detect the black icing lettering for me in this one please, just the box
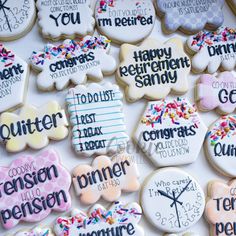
[218,89,236,104]
[0,64,24,81]
[208,42,236,57]
[49,12,81,27]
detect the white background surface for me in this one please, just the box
[0,1,236,235]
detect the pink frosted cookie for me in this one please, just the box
[54,202,144,236]
[0,149,71,229]
[186,27,236,73]
[73,153,140,204]
[30,36,117,91]
[13,227,54,236]
[196,72,236,114]
[205,179,236,236]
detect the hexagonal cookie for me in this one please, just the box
[133,98,207,167]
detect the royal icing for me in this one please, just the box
[0,149,71,229]
[54,202,144,236]
[0,0,36,40]
[141,168,205,233]
[37,0,94,40]
[164,233,199,236]
[95,0,155,44]
[205,115,236,177]
[156,0,224,33]
[30,36,117,91]
[0,101,68,152]
[66,82,129,157]
[117,38,191,102]
[73,153,140,204]
[197,72,236,114]
[14,227,54,236]
[205,179,236,236]
[187,27,236,73]
[0,44,29,113]
[134,98,207,167]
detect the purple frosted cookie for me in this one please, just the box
[156,0,225,34]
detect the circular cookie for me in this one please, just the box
[95,0,155,44]
[205,115,236,177]
[0,0,36,41]
[140,168,205,233]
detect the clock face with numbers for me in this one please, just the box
[0,0,36,40]
[140,168,205,233]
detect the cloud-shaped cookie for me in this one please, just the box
[30,36,117,91]
[117,38,190,102]
[205,179,236,236]
[0,150,71,229]
[37,0,95,40]
[0,101,68,152]
[187,27,236,73]
[13,227,54,236]
[73,153,140,204]
[197,72,236,114]
[54,202,144,236]
[156,0,224,33]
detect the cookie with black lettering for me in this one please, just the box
[156,0,224,34]
[134,98,207,167]
[66,82,129,157]
[205,115,236,177]
[117,38,191,102]
[0,44,29,113]
[95,0,155,44]
[0,0,36,41]
[37,0,95,40]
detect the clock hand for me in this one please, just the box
[172,191,181,228]
[170,180,192,207]
[158,190,183,205]
[0,0,11,32]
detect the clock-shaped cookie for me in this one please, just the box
[0,0,36,41]
[140,168,205,233]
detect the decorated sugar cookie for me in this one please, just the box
[30,36,117,91]
[0,150,71,229]
[134,98,207,167]
[156,0,224,34]
[117,38,191,102]
[140,168,205,233]
[73,153,140,204]
[205,179,236,236]
[186,27,236,74]
[205,115,236,177]
[0,0,36,41]
[227,0,236,15]
[54,202,144,236]
[164,233,199,236]
[196,72,236,114]
[37,0,95,40]
[13,227,54,236]
[66,82,129,157]
[0,44,29,113]
[95,0,155,44]
[0,101,68,152]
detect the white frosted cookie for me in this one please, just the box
[0,101,68,152]
[117,38,191,102]
[0,44,29,113]
[205,115,236,177]
[0,0,36,41]
[95,0,155,44]
[13,227,54,236]
[37,0,95,40]
[73,152,140,204]
[30,36,117,91]
[54,202,144,236]
[66,82,129,157]
[205,179,236,236]
[196,72,236,115]
[134,98,207,167]
[140,168,205,233]
[156,0,224,34]
[186,27,236,74]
